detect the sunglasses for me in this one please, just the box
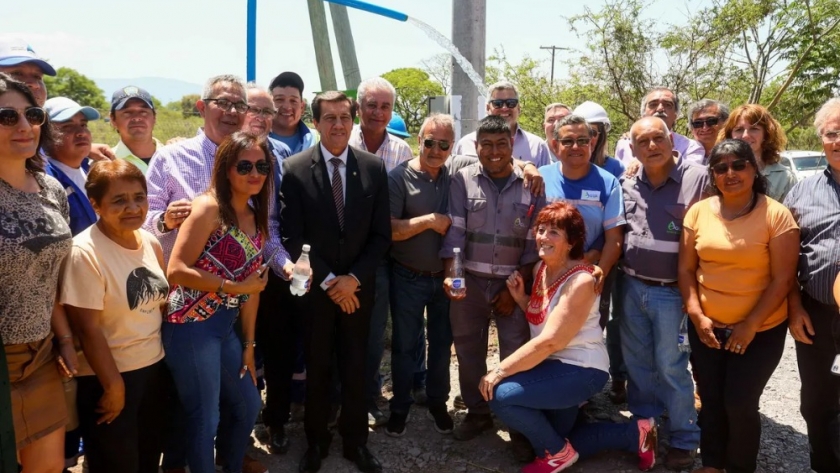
[558,138,591,148]
[0,107,47,127]
[489,99,519,109]
[691,117,720,129]
[235,160,271,176]
[711,159,749,175]
[423,138,451,151]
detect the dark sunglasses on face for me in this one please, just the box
[235,160,271,176]
[0,107,46,127]
[691,117,720,129]
[558,138,591,148]
[423,139,451,151]
[489,98,519,109]
[711,158,749,175]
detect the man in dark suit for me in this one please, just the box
[280,91,391,473]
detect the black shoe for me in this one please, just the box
[299,446,322,473]
[268,425,291,455]
[426,404,454,434]
[453,412,494,441]
[509,430,536,463]
[343,445,383,473]
[385,411,408,437]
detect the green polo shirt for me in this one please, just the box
[113,138,163,175]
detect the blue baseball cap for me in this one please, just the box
[0,39,56,76]
[386,113,410,138]
[111,86,155,113]
[44,97,100,123]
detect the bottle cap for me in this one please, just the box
[453,247,461,253]
[302,244,311,252]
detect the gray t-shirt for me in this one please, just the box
[0,172,72,344]
[388,156,475,272]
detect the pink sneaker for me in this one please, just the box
[521,442,579,473]
[637,417,657,471]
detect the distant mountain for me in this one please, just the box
[94,77,202,105]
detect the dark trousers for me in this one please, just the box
[605,268,627,382]
[689,320,787,473]
[76,361,167,473]
[257,271,300,429]
[797,292,840,473]
[304,290,373,449]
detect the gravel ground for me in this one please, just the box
[67,331,813,473]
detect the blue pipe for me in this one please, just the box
[246,0,257,81]
[324,0,408,22]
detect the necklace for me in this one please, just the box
[721,193,755,220]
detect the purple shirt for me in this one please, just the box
[143,131,291,276]
[614,132,705,165]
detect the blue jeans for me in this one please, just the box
[490,360,638,457]
[619,273,700,450]
[389,263,452,413]
[162,306,261,473]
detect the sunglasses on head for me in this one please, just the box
[235,160,271,176]
[423,138,450,151]
[711,158,749,175]
[489,98,519,109]
[691,117,720,129]
[0,107,46,127]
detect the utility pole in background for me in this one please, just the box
[540,45,569,86]
[452,0,487,137]
[329,4,362,90]
[307,0,338,91]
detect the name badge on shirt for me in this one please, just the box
[581,190,601,201]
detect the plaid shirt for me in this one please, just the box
[349,124,413,172]
[143,131,291,276]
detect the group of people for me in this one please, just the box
[0,36,838,473]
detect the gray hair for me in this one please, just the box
[687,99,729,127]
[245,82,272,101]
[419,113,456,137]
[545,102,571,114]
[357,77,396,104]
[202,74,246,100]
[629,116,672,143]
[640,86,679,116]
[552,114,593,140]
[814,97,840,136]
[487,81,519,100]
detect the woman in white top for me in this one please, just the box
[481,202,657,473]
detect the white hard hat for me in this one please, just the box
[573,101,611,133]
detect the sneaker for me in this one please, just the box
[637,417,657,471]
[664,447,696,471]
[522,443,579,473]
[452,412,493,441]
[385,411,409,437]
[426,405,454,434]
[368,406,388,427]
[242,454,268,473]
[453,394,467,410]
[412,387,428,406]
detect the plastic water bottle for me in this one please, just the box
[290,244,311,296]
[678,316,691,352]
[448,247,466,297]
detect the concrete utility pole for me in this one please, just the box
[540,45,569,87]
[329,4,362,90]
[452,0,487,137]
[306,0,338,91]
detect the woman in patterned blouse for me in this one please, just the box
[164,132,274,473]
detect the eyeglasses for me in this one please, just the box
[489,99,519,109]
[711,159,749,175]
[558,138,591,148]
[423,138,451,151]
[206,98,249,114]
[235,160,271,176]
[691,117,720,129]
[247,107,276,118]
[821,130,840,143]
[0,107,46,127]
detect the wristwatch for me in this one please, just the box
[156,213,170,233]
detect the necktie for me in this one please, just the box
[330,158,345,229]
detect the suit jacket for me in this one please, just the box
[280,145,391,292]
[45,159,96,236]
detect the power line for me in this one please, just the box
[540,46,570,87]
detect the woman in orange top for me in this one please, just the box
[678,139,799,473]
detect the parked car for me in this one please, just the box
[780,150,827,181]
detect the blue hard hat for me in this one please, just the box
[386,113,411,138]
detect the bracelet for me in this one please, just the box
[243,341,257,348]
[217,279,226,293]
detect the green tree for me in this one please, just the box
[43,67,108,110]
[179,94,200,118]
[381,68,444,133]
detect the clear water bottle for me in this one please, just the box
[448,247,466,297]
[290,244,311,296]
[678,315,691,352]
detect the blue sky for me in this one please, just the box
[2,0,704,98]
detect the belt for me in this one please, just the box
[633,275,678,287]
[395,261,444,278]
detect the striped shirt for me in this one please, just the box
[620,156,709,282]
[784,168,840,306]
[349,125,413,172]
[143,131,291,275]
